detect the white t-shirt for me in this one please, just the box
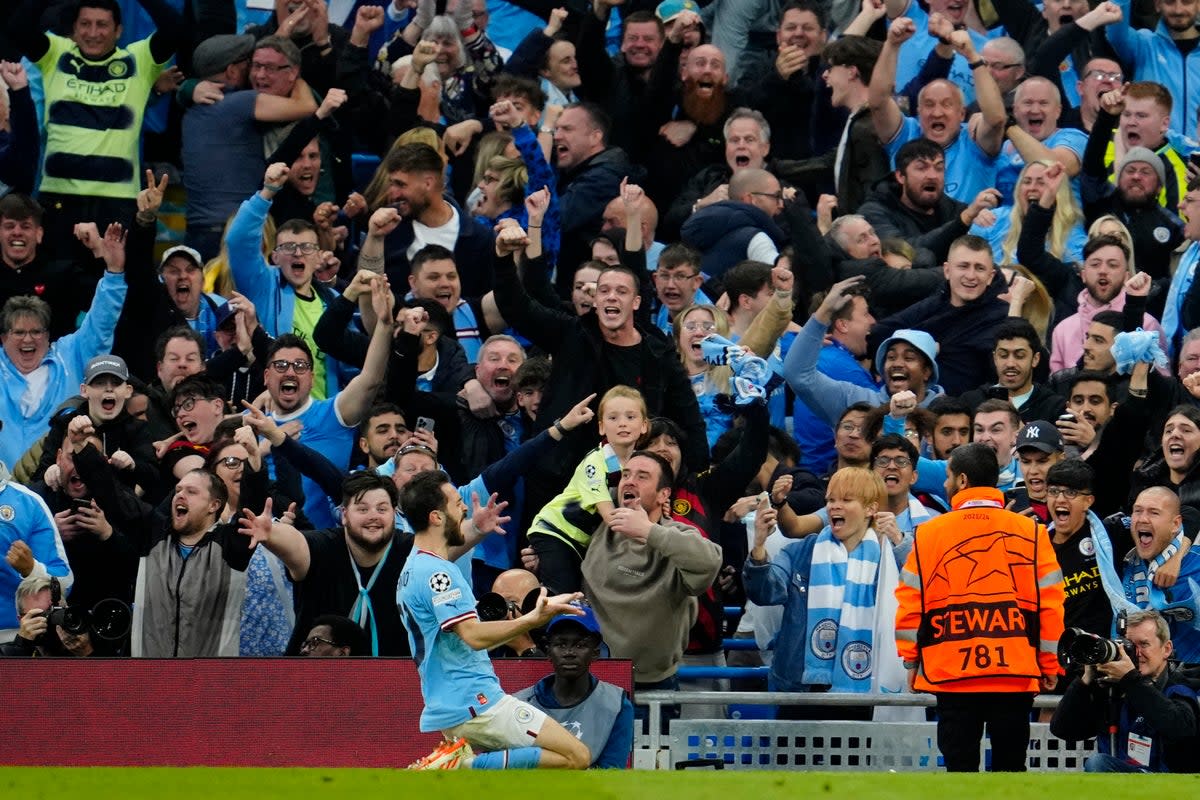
[407,205,461,261]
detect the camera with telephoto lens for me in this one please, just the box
[40,577,132,643]
[1057,613,1136,668]
[475,587,543,622]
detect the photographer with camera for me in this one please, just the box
[1051,609,1200,773]
[481,568,545,658]
[1,576,94,657]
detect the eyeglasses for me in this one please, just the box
[656,271,699,284]
[218,456,248,470]
[838,422,863,434]
[1046,486,1091,499]
[7,327,47,340]
[250,61,295,74]
[300,636,338,651]
[1084,69,1123,82]
[273,242,319,255]
[750,191,784,203]
[171,396,206,416]
[873,455,913,468]
[682,321,716,332]
[268,359,313,374]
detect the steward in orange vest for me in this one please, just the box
[895,443,1066,771]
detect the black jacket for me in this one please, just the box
[959,382,1067,423]
[736,55,844,163]
[0,251,88,341]
[574,9,676,166]
[492,252,708,484]
[385,326,516,485]
[1051,664,1200,772]
[312,294,472,405]
[857,180,970,269]
[869,279,1015,397]
[775,106,890,214]
[555,146,647,297]
[824,232,944,319]
[1080,108,1186,290]
[34,403,159,502]
[1016,201,1085,325]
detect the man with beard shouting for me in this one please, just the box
[646,34,745,207]
[1049,236,1166,373]
[858,138,1001,269]
[868,18,1006,204]
[238,470,511,657]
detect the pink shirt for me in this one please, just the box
[1049,289,1166,373]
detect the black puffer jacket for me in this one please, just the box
[825,231,943,318]
[857,180,969,269]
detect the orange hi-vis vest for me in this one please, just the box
[895,487,1066,693]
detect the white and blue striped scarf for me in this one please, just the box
[802,527,884,691]
[1092,515,1200,636]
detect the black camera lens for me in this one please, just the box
[1058,627,1135,667]
[476,592,511,622]
[90,598,132,641]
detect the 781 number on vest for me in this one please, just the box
[958,644,1010,670]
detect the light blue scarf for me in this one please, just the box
[802,527,882,691]
[700,333,768,405]
[348,537,394,656]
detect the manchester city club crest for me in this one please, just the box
[841,641,872,678]
[810,619,838,659]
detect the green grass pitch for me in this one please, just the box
[3,768,1200,798]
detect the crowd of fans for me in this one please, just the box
[8,0,1200,770]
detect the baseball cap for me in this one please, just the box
[159,245,204,272]
[214,302,237,331]
[192,33,257,78]
[84,354,129,385]
[1015,420,1064,454]
[656,0,700,22]
[545,604,602,638]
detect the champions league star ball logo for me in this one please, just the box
[429,572,452,592]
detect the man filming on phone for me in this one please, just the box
[1051,609,1200,772]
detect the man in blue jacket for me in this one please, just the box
[1106,0,1200,138]
[228,161,352,401]
[784,275,944,434]
[793,281,877,474]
